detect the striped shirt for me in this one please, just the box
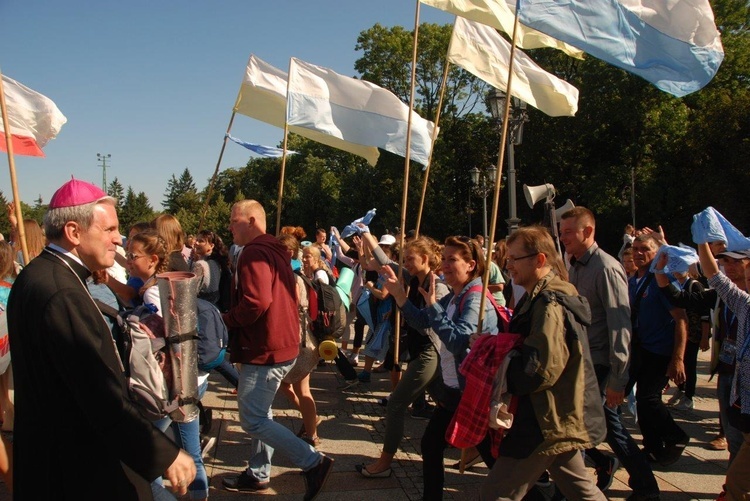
[708,273,750,415]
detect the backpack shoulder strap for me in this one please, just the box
[94,298,121,321]
[295,269,315,290]
[458,284,512,331]
[458,285,483,313]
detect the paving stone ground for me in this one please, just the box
[0,349,728,500]
[200,349,728,501]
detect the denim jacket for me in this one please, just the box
[400,277,499,389]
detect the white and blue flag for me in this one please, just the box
[517,0,724,97]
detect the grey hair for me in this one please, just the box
[44,196,117,241]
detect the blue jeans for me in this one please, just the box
[718,372,744,464]
[238,361,321,482]
[153,380,209,500]
[587,364,659,496]
[213,356,239,388]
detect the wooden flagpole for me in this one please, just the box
[392,0,422,369]
[414,59,450,237]
[0,68,29,265]
[274,59,297,237]
[275,122,290,236]
[474,11,522,336]
[457,12,522,475]
[198,106,237,232]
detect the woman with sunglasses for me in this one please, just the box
[378,236,505,500]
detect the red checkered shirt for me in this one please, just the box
[445,332,522,451]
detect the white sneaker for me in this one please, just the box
[667,389,684,406]
[674,397,694,410]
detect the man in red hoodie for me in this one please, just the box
[221,200,333,500]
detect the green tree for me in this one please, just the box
[212,9,749,249]
[0,191,9,237]
[20,198,47,226]
[120,187,155,232]
[351,23,496,238]
[107,178,125,210]
[163,168,200,214]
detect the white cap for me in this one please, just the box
[379,234,396,246]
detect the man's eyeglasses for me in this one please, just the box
[506,253,538,265]
[125,253,146,261]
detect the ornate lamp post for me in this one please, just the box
[470,164,497,243]
[486,89,528,234]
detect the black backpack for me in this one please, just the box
[295,271,346,341]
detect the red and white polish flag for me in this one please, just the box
[0,75,67,157]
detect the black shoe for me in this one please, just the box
[222,471,270,492]
[303,454,334,501]
[659,435,689,466]
[595,456,620,491]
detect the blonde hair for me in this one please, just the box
[302,245,329,275]
[151,214,184,254]
[18,219,45,261]
[404,236,442,272]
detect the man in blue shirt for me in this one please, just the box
[628,233,689,466]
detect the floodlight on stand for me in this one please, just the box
[523,183,556,208]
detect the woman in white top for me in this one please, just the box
[302,245,332,284]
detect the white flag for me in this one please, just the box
[449,17,579,117]
[0,75,67,157]
[420,0,584,58]
[235,55,380,166]
[286,58,437,167]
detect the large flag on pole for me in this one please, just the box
[234,54,380,166]
[0,75,67,157]
[286,58,437,167]
[517,0,724,97]
[448,17,578,117]
[420,0,584,58]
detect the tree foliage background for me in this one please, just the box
[199,1,748,255]
[9,1,747,256]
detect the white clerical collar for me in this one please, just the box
[47,243,89,271]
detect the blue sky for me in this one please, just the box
[1,1,453,209]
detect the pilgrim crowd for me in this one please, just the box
[0,177,747,501]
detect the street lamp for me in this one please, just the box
[486,88,529,234]
[97,153,112,192]
[470,164,497,243]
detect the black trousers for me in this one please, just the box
[628,346,687,454]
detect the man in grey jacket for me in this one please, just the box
[561,207,660,501]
